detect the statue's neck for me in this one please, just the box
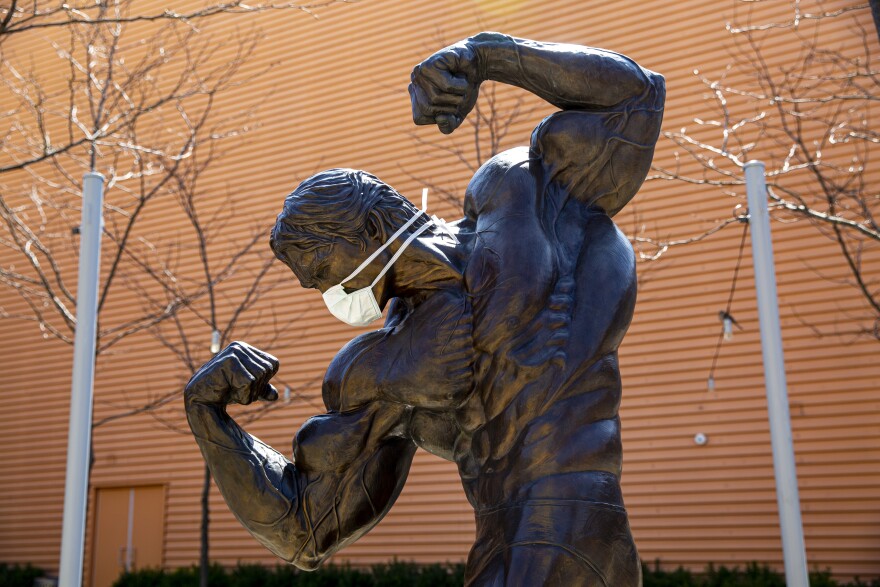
[381,231,469,303]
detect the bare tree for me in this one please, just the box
[134,188,280,587]
[0,0,354,348]
[95,220,317,585]
[109,120,329,587]
[0,0,352,39]
[0,0,271,353]
[649,0,879,340]
[0,5,330,581]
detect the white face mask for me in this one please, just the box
[322,195,433,327]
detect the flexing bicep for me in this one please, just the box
[270,401,415,569]
[529,70,665,217]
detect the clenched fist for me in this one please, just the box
[409,38,483,135]
[184,341,280,408]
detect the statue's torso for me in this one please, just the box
[321,78,665,506]
[321,147,638,511]
[452,149,638,509]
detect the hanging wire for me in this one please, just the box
[707,219,750,391]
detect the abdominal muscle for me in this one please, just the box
[400,321,627,512]
[456,351,626,511]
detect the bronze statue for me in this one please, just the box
[185,33,664,586]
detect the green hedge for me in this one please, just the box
[109,561,880,587]
[112,562,465,587]
[3,561,879,587]
[641,561,880,587]
[0,563,44,587]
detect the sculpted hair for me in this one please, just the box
[270,168,428,259]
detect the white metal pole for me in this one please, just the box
[744,160,809,587]
[58,172,104,587]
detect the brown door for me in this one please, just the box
[91,486,165,587]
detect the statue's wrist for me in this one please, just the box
[467,31,515,82]
[185,398,234,438]
[184,387,224,411]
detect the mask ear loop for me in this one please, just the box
[369,220,434,287]
[339,191,430,287]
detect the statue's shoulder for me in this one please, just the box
[463,146,534,221]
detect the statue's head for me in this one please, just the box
[270,168,427,292]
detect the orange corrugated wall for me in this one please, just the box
[0,0,878,582]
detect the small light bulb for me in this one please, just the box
[694,433,708,446]
[210,329,221,354]
[707,376,716,392]
[723,316,733,341]
[283,385,291,402]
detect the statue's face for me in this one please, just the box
[280,236,391,296]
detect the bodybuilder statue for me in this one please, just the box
[185,33,664,586]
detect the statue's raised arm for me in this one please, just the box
[410,32,665,216]
[410,32,658,127]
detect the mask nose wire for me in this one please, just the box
[338,206,428,287]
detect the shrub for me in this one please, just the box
[641,560,880,587]
[0,563,44,587]
[109,560,879,587]
[12,558,880,587]
[112,562,465,587]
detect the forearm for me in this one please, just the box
[185,400,300,551]
[471,32,651,109]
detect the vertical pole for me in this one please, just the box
[59,172,104,587]
[125,489,135,572]
[744,160,809,587]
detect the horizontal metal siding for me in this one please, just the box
[0,0,877,581]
